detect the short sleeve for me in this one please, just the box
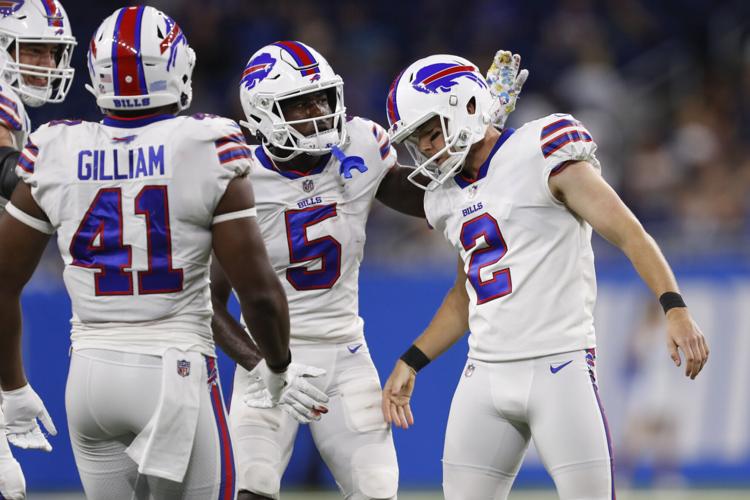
[370,121,397,168]
[211,118,253,180]
[539,114,601,177]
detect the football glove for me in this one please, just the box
[1,384,56,452]
[485,50,529,129]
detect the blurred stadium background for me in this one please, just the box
[14,0,750,497]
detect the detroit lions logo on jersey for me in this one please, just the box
[412,62,487,95]
[0,0,24,17]
[241,52,277,91]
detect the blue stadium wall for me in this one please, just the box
[14,258,750,491]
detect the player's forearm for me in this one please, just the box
[0,295,27,390]
[211,305,262,372]
[414,285,469,360]
[375,166,426,218]
[235,281,290,368]
[620,226,680,297]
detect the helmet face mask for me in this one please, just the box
[0,0,76,107]
[87,6,195,113]
[386,55,494,191]
[402,113,473,191]
[239,41,347,161]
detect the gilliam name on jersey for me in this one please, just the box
[77,145,166,181]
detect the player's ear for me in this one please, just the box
[466,97,476,115]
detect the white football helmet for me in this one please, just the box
[239,41,346,161]
[386,54,496,190]
[0,0,76,107]
[87,6,195,112]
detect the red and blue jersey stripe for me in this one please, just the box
[272,41,320,76]
[17,141,38,174]
[541,129,593,158]
[112,6,148,97]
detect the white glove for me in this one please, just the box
[1,385,57,452]
[485,50,529,129]
[244,361,330,424]
[0,456,25,500]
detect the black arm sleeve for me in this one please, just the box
[0,146,20,199]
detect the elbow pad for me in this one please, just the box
[0,146,20,199]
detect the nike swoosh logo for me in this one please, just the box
[347,343,363,354]
[550,360,573,374]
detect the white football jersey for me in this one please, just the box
[424,114,600,362]
[15,113,251,355]
[246,116,395,345]
[0,83,30,210]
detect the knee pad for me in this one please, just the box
[236,436,282,499]
[350,443,398,499]
[339,369,387,433]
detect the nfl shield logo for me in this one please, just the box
[177,359,191,377]
[303,179,314,192]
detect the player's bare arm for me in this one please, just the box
[375,165,426,218]
[549,160,709,379]
[209,257,263,372]
[211,175,291,370]
[0,183,49,390]
[383,257,470,429]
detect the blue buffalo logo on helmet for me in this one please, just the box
[0,0,24,17]
[241,52,277,91]
[412,62,487,95]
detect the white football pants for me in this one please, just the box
[442,349,614,500]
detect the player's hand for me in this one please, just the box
[1,384,57,452]
[381,360,416,430]
[665,308,709,379]
[0,455,26,500]
[485,50,528,129]
[245,361,330,424]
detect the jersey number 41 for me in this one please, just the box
[70,186,184,296]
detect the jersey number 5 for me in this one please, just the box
[285,204,341,291]
[460,213,512,304]
[70,186,184,296]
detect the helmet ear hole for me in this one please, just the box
[466,97,476,115]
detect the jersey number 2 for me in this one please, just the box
[70,186,184,296]
[460,213,512,304]
[285,204,341,291]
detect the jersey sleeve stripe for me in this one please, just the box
[541,118,580,140]
[218,147,251,164]
[0,93,19,114]
[0,107,22,131]
[379,140,391,160]
[18,152,35,173]
[542,129,593,158]
[214,134,246,148]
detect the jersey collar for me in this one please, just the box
[454,127,515,189]
[255,146,331,180]
[102,113,176,129]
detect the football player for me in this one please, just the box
[381,54,709,500]
[0,1,75,498]
[210,43,525,499]
[0,6,320,498]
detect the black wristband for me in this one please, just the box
[659,292,686,314]
[400,344,431,372]
[266,350,292,373]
